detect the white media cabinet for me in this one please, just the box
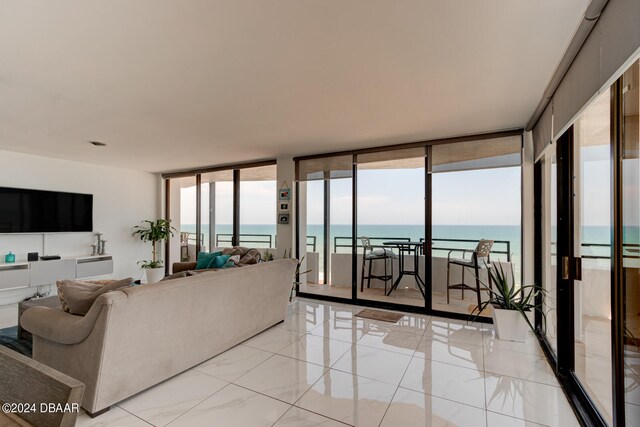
[0,255,113,291]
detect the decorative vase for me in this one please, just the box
[145,267,165,284]
[491,308,528,342]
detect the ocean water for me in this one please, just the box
[180,223,623,282]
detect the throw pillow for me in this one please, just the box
[56,278,133,315]
[207,254,231,269]
[195,251,222,270]
[239,249,261,265]
[160,271,188,282]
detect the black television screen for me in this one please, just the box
[0,187,93,233]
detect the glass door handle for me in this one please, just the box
[561,256,582,281]
[574,257,582,281]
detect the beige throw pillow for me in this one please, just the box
[160,271,188,281]
[56,278,133,315]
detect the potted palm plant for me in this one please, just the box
[473,262,545,342]
[132,219,175,284]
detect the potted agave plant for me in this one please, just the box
[473,262,544,342]
[132,219,175,284]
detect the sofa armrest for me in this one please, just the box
[173,262,197,273]
[21,292,124,345]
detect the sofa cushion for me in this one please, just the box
[208,254,231,269]
[56,278,133,315]
[195,251,222,270]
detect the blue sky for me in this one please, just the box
[181,166,524,225]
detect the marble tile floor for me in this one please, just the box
[299,283,483,316]
[2,298,580,426]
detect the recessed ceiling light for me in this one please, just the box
[88,141,107,147]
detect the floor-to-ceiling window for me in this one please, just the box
[239,165,277,250]
[622,59,640,426]
[295,132,522,316]
[296,155,353,299]
[200,170,233,250]
[356,148,426,308]
[573,89,613,424]
[177,176,198,261]
[534,57,640,427]
[431,136,522,317]
[540,145,559,354]
[165,161,277,270]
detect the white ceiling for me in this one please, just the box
[0,0,590,173]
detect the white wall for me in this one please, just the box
[0,150,160,304]
[276,156,295,259]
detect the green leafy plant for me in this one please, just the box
[137,260,164,269]
[132,219,175,269]
[472,262,546,333]
[263,250,274,262]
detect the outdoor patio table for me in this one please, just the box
[382,241,426,297]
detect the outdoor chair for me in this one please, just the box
[360,236,398,294]
[446,239,494,308]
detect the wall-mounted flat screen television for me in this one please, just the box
[0,187,93,233]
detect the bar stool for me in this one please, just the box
[360,236,398,294]
[446,239,494,309]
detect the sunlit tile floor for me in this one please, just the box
[4,298,581,426]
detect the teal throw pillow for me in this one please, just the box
[195,251,222,270]
[207,254,231,269]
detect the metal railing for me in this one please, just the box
[430,238,512,262]
[332,236,513,261]
[181,232,317,252]
[334,236,411,253]
[550,242,640,260]
[215,233,273,248]
[307,236,317,252]
[180,232,204,246]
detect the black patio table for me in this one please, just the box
[382,241,426,297]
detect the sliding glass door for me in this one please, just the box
[622,60,640,426]
[355,148,426,308]
[430,137,522,317]
[573,89,613,424]
[201,170,234,251]
[296,155,353,299]
[165,161,277,271]
[176,176,198,261]
[534,58,640,426]
[239,165,277,250]
[295,133,523,317]
[539,145,559,355]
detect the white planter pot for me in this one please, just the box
[492,308,528,342]
[145,267,165,284]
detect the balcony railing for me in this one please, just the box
[215,233,273,248]
[181,232,316,252]
[180,232,204,246]
[332,236,512,261]
[551,242,639,260]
